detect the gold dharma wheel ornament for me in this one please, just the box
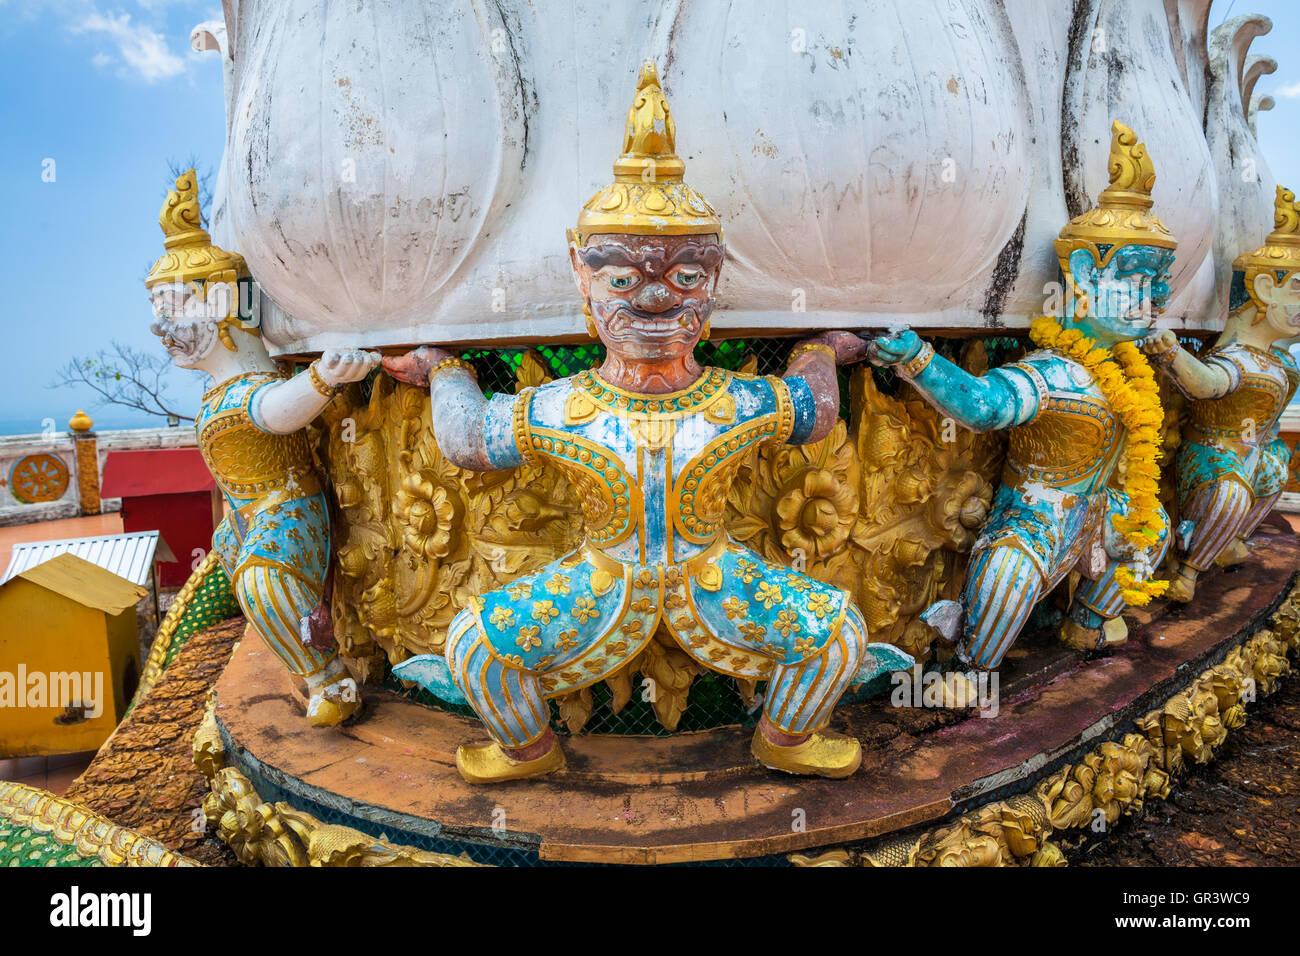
[10,453,70,503]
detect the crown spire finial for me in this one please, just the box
[146,169,248,289]
[1100,121,1157,209]
[1054,121,1176,271]
[570,59,721,246]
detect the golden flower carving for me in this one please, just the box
[775,609,802,638]
[722,597,749,620]
[397,470,461,561]
[807,592,832,619]
[775,464,858,559]
[755,581,783,609]
[531,600,560,623]
[572,597,599,623]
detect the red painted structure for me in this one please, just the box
[100,449,218,587]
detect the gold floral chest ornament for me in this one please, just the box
[1005,389,1118,489]
[199,372,318,499]
[1187,349,1291,444]
[522,368,792,552]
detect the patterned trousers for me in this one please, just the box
[443,604,868,748]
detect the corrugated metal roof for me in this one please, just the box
[1,530,166,586]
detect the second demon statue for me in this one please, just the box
[388,63,911,783]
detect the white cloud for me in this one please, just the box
[1275,80,1300,99]
[90,50,113,68]
[72,9,185,82]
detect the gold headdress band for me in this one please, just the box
[1055,121,1177,280]
[569,60,721,247]
[1232,184,1300,316]
[146,169,251,351]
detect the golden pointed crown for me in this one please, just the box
[1055,121,1176,271]
[145,169,248,288]
[569,61,721,246]
[1233,184,1300,276]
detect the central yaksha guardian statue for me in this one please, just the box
[387,62,910,784]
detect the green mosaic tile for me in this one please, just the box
[0,821,104,867]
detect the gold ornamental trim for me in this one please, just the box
[192,704,484,867]
[0,781,199,867]
[570,60,722,246]
[574,367,731,417]
[790,576,1300,867]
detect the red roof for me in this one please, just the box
[101,448,214,497]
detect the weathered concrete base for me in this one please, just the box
[212,518,1300,865]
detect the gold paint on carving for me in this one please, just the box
[10,452,70,504]
[1005,393,1116,488]
[0,780,199,867]
[1234,185,1300,312]
[797,578,1300,867]
[569,61,721,245]
[1055,121,1176,271]
[319,344,1006,726]
[192,702,482,867]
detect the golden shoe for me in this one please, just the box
[1058,617,1102,652]
[1215,539,1249,568]
[1100,616,1128,648]
[750,727,862,779]
[456,739,565,784]
[1166,570,1197,604]
[307,677,362,728]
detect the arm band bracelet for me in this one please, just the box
[307,362,339,399]
[788,342,838,365]
[900,342,936,378]
[432,357,478,380]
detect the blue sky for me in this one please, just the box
[1,0,1298,434]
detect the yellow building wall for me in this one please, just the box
[0,577,130,756]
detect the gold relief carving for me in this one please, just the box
[316,352,585,680]
[319,344,1006,727]
[1005,395,1115,488]
[725,349,1002,664]
[1186,370,1287,442]
[797,579,1300,867]
[73,437,101,514]
[0,781,199,867]
[193,703,482,867]
[10,452,70,504]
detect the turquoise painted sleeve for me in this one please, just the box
[906,354,1041,432]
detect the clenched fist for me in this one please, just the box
[316,348,383,386]
[867,329,923,366]
[1139,328,1179,358]
[380,346,454,388]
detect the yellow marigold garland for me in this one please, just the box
[1028,316,1169,605]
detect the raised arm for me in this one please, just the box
[868,329,1040,432]
[381,346,495,471]
[253,349,381,434]
[784,331,868,443]
[1139,329,1236,400]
